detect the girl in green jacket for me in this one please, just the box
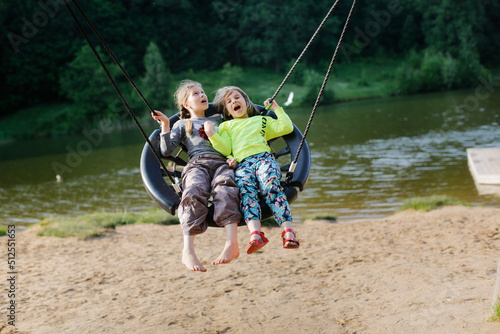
[205,86,300,254]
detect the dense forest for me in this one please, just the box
[2,0,500,121]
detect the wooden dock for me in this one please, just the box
[467,148,500,185]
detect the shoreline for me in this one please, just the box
[1,206,500,333]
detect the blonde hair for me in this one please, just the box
[173,79,202,135]
[213,86,259,120]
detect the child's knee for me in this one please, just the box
[183,182,209,198]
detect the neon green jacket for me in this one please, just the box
[209,107,293,162]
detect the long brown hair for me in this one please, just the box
[213,86,259,120]
[173,80,202,135]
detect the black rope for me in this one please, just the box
[62,0,177,187]
[267,0,342,109]
[286,0,357,184]
[68,0,158,116]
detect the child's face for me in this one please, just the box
[225,90,248,119]
[184,86,208,115]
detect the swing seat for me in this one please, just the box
[140,104,310,227]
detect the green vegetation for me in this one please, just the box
[37,210,179,240]
[140,41,174,111]
[490,297,500,322]
[0,227,6,237]
[0,59,399,141]
[397,195,471,212]
[2,0,500,140]
[302,212,338,221]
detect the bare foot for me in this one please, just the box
[182,250,207,272]
[212,242,239,265]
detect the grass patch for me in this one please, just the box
[397,195,470,212]
[302,211,338,221]
[330,59,399,101]
[37,209,179,240]
[0,227,6,236]
[490,298,500,322]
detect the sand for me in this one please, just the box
[2,206,500,334]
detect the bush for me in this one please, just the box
[356,68,370,87]
[217,63,245,87]
[396,39,489,95]
[419,49,446,92]
[301,69,335,106]
[441,54,458,89]
[286,58,309,85]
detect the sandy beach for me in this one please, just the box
[2,205,500,333]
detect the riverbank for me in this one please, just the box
[0,60,397,142]
[2,205,500,333]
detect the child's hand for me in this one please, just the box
[227,158,238,169]
[204,121,215,137]
[152,110,169,124]
[264,98,280,110]
[152,110,170,132]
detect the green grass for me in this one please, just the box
[302,211,338,221]
[397,195,471,212]
[329,59,399,101]
[37,209,179,240]
[490,297,500,322]
[0,227,6,236]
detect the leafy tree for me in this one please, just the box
[237,0,316,72]
[59,44,123,120]
[140,41,173,111]
[2,0,500,122]
[417,0,487,57]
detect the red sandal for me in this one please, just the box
[282,229,300,249]
[246,231,269,254]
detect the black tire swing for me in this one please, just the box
[63,0,357,227]
[140,104,311,226]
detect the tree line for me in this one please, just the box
[2,0,499,117]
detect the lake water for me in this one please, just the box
[1,87,500,230]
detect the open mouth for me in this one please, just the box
[234,105,241,112]
[201,99,207,104]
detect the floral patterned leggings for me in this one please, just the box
[235,152,292,225]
